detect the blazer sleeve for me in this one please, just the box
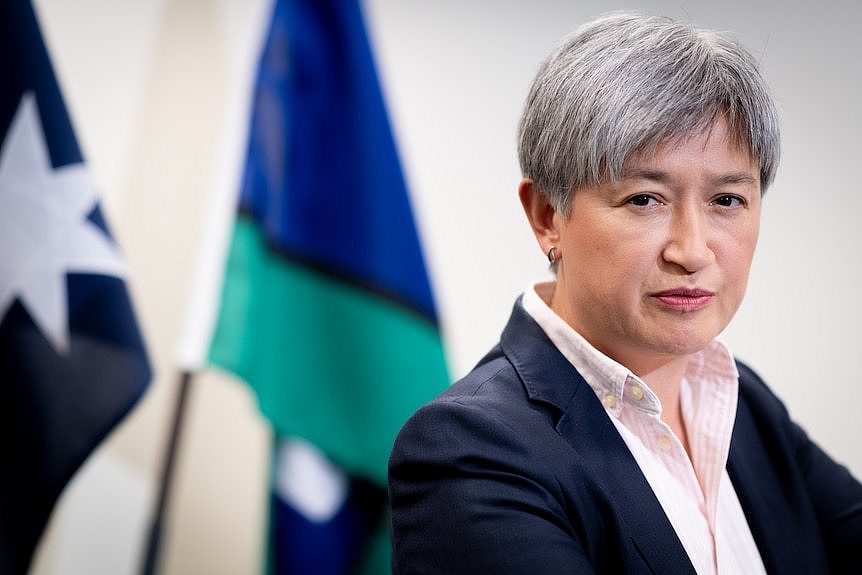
[738,363,862,573]
[792,416,862,571]
[388,397,596,575]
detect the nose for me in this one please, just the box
[661,205,715,273]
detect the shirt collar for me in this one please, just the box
[521,281,738,419]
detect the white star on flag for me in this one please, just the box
[0,93,126,354]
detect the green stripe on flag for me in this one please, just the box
[209,218,449,486]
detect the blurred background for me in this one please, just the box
[26,0,862,573]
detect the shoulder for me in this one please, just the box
[731,359,813,470]
[735,359,793,425]
[388,340,584,516]
[733,361,862,573]
[387,345,603,573]
[391,345,560,466]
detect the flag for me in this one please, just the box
[0,1,151,573]
[208,0,449,572]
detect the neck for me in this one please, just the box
[638,356,688,409]
[638,356,691,455]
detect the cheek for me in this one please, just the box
[601,230,665,276]
[568,232,625,278]
[583,234,657,300]
[718,229,759,290]
[563,217,663,295]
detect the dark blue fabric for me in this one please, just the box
[389,301,862,574]
[270,470,385,574]
[239,0,438,321]
[0,2,151,573]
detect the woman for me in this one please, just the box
[389,12,862,574]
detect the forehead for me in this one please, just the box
[622,118,757,176]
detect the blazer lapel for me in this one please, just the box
[500,301,696,574]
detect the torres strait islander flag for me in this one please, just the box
[0,1,151,573]
[208,0,449,573]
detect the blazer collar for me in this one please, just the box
[500,296,581,415]
[499,299,696,574]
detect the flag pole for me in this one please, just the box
[135,8,265,573]
[140,371,194,575]
[134,3,273,572]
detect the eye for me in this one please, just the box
[710,195,746,208]
[627,194,662,207]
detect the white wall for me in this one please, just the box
[28,1,862,573]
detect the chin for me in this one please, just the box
[655,339,713,358]
[648,325,721,357]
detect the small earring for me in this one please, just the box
[546,246,558,264]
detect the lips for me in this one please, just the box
[651,288,714,312]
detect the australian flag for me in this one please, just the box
[0,1,151,573]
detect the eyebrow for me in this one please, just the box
[620,168,670,183]
[620,168,758,186]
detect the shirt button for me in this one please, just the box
[602,394,618,409]
[657,436,673,451]
[629,385,645,401]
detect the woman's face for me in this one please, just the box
[548,119,761,374]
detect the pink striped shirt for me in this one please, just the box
[523,282,767,574]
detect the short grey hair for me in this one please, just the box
[518,12,781,213]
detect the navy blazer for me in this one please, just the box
[389,300,862,574]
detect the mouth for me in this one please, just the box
[650,288,714,312]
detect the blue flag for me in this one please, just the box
[209,0,449,572]
[0,2,151,572]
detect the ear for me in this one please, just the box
[518,178,560,255]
